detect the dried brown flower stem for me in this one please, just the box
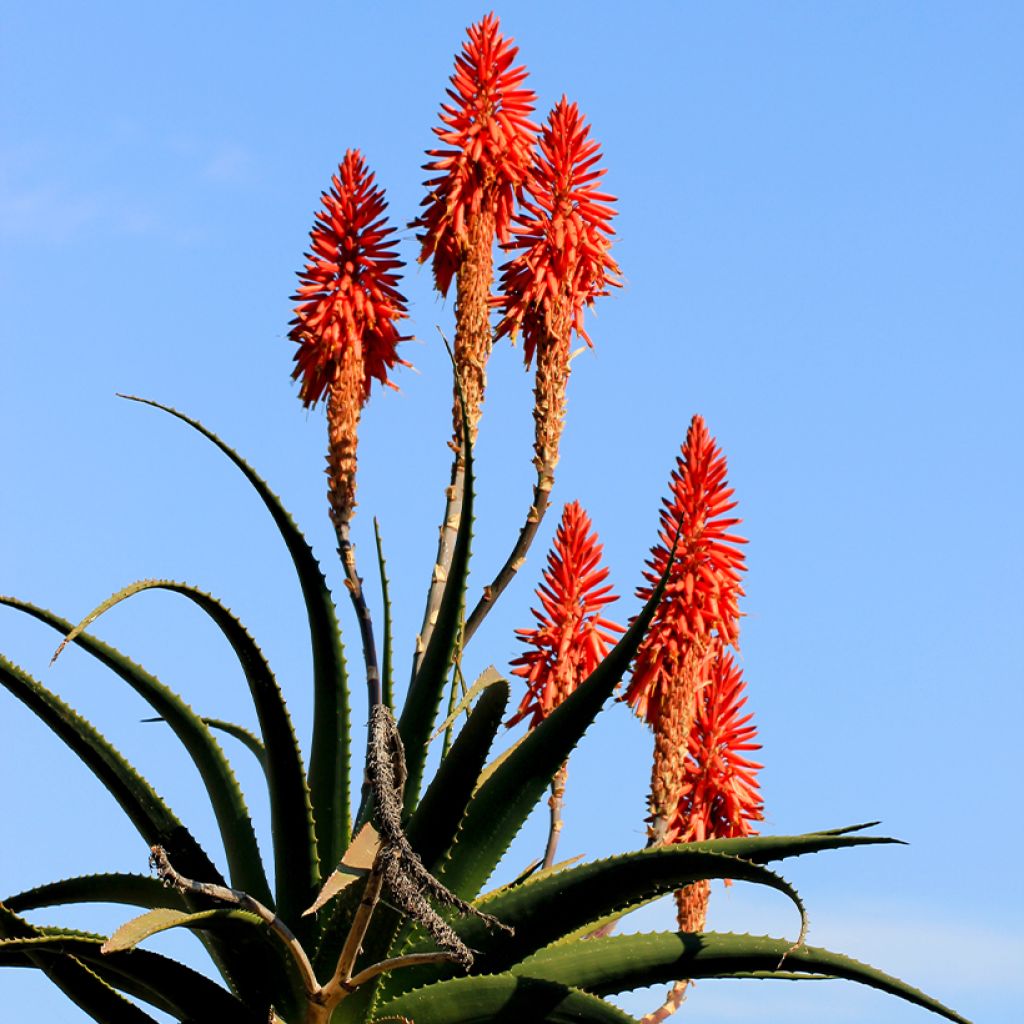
[149,845,320,1001]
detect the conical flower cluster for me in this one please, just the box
[624,415,747,730]
[496,97,621,364]
[509,501,623,728]
[415,13,537,297]
[290,150,409,409]
[289,150,408,531]
[665,651,763,844]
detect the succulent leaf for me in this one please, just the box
[119,395,352,873]
[377,973,638,1024]
[374,519,396,714]
[101,907,262,953]
[1,595,271,906]
[0,933,258,1022]
[512,931,973,1024]
[437,574,669,900]
[57,580,317,932]
[0,655,277,1006]
[1,903,160,1024]
[4,873,188,914]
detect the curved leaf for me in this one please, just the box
[1,903,159,1024]
[0,654,222,885]
[387,847,806,999]
[514,931,972,1023]
[2,595,271,905]
[5,873,188,914]
[120,395,351,874]
[398,423,475,814]
[0,934,257,1023]
[102,907,262,953]
[437,578,668,900]
[377,974,637,1024]
[408,679,510,871]
[58,580,317,930]
[0,656,277,1006]
[202,717,268,773]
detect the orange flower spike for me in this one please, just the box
[416,13,538,297]
[666,651,764,845]
[624,415,748,729]
[509,502,624,729]
[496,97,622,365]
[290,150,410,409]
[289,150,409,532]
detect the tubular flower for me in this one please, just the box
[496,97,621,364]
[289,150,409,530]
[415,13,537,297]
[290,149,410,410]
[623,415,747,730]
[666,650,763,846]
[496,98,621,480]
[508,501,623,729]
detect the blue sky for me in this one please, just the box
[1,3,1021,1021]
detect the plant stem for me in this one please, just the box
[463,464,553,645]
[542,761,569,870]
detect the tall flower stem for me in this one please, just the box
[326,359,381,710]
[543,760,569,869]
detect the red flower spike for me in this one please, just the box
[415,14,538,297]
[665,651,764,845]
[496,97,622,366]
[290,150,410,409]
[624,415,747,729]
[509,501,624,729]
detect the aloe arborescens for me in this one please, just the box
[0,14,971,1024]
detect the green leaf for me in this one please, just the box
[669,828,902,863]
[0,655,277,1007]
[57,579,317,931]
[376,974,638,1024]
[1,903,159,1024]
[5,873,188,914]
[513,931,972,1024]
[0,933,258,1023]
[409,678,510,872]
[0,654,222,886]
[370,681,512,1008]
[437,580,668,900]
[2,595,271,906]
[374,519,395,715]
[387,846,806,1000]
[101,907,262,953]
[120,395,351,875]
[201,717,268,771]
[398,429,475,815]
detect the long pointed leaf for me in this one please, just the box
[374,519,395,714]
[5,873,187,914]
[513,931,971,1024]
[1,904,159,1024]
[58,580,317,930]
[0,933,257,1023]
[408,679,510,871]
[386,847,806,999]
[3,595,271,906]
[377,974,638,1024]
[0,656,276,1007]
[102,907,262,953]
[437,579,668,900]
[121,395,351,874]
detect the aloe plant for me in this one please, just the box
[0,13,971,1024]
